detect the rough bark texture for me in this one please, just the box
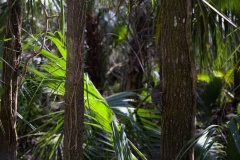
[64,0,86,159]
[159,0,196,160]
[0,0,22,159]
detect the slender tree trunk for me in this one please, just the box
[85,6,105,93]
[159,0,196,160]
[64,0,86,159]
[0,0,22,159]
[122,1,147,91]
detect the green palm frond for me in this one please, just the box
[226,115,240,159]
[18,31,152,159]
[106,91,161,159]
[176,125,225,160]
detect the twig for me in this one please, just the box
[133,94,151,115]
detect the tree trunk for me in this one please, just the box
[0,0,22,159]
[85,7,105,93]
[64,0,86,159]
[159,0,196,160]
[122,2,147,91]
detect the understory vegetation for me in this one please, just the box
[0,0,240,159]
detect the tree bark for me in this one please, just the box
[64,0,86,159]
[85,7,105,93]
[159,0,196,160]
[0,0,22,159]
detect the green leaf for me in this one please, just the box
[198,73,211,82]
[85,75,115,133]
[226,116,240,159]
[47,32,66,60]
[113,25,127,43]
